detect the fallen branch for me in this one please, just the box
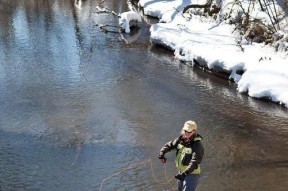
[95,5,119,17]
[183,0,212,13]
[99,24,122,33]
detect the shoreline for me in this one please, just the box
[129,0,288,108]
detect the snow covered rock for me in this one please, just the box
[119,11,142,33]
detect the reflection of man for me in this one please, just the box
[158,120,204,191]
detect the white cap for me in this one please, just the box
[182,120,197,132]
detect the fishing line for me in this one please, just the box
[98,158,177,191]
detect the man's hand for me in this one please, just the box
[158,153,167,163]
[175,172,186,181]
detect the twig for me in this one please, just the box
[97,0,106,6]
[237,42,245,52]
[173,7,185,18]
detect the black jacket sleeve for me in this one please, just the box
[159,137,180,155]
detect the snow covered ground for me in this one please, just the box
[123,0,288,108]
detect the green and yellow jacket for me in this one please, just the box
[159,134,204,174]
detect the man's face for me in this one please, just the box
[184,130,196,139]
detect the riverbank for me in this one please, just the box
[131,0,288,108]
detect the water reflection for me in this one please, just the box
[120,26,141,44]
[0,0,288,191]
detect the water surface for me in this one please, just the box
[0,0,287,191]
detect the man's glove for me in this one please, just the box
[175,172,187,181]
[158,153,167,163]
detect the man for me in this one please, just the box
[158,120,204,191]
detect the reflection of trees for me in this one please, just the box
[34,0,95,150]
[0,0,151,153]
[0,1,15,37]
[0,0,96,150]
[0,1,18,57]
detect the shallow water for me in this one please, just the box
[0,0,287,191]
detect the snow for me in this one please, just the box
[125,0,288,108]
[119,11,142,33]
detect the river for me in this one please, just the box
[0,0,287,191]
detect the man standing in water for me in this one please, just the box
[158,120,204,191]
